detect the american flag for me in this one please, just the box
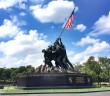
[65,11,74,29]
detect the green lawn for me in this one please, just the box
[0,86,110,94]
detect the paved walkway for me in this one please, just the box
[1,91,110,96]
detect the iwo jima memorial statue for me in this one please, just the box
[17,7,93,89]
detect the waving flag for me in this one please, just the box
[65,10,74,29]
[58,8,75,38]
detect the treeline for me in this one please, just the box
[0,56,110,84]
[74,56,110,84]
[0,65,35,83]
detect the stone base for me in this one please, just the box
[17,72,93,89]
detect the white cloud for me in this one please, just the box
[30,0,75,23]
[67,50,75,57]
[73,36,100,46]
[19,12,26,16]
[75,24,86,32]
[70,41,110,64]
[10,15,26,26]
[0,0,27,9]
[89,11,110,36]
[74,6,79,12]
[84,41,110,54]
[0,30,50,68]
[0,57,19,68]
[17,2,27,9]
[0,16,26,38]
[0,19,20,38]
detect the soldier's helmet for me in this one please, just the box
[48,45,52,48]
[42,49,45,53]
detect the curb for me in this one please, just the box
[1,90,110,95]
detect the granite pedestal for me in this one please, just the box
[17,73,92,89]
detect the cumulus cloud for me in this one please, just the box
[70,41,110,64]
[89,12,110,36]
[10,15,26,26]
[0,30,50,68]
[0,19,20,38]
[73,36,100,46]
[17,2,27,9]
[30,0,75,23]
[66,50,75,57]
[0,16,26,38]
[0,0,27,9]
[19,12,26,16]
[75,24,86,32]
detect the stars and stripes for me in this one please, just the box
[58,8,75,38]
[65,11,74,29]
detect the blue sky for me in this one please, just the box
[0,0,110,68]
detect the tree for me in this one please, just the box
[10,68,18,81]
[74,64,84,73]
[81,56,101,84]
[99,57,110,82]
[107,58,110,84]
[0,68,4,80]
[2,68,11,82]
[26,65,35,73]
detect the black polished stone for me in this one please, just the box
[0,86,4,89]
[17,73,93,89]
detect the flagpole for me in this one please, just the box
[58,7,76,39]
[58,24,65,38]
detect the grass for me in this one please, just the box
[0,86,110,94]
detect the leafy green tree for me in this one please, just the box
[2,68,11,82]
[10,68,18,81]
[81,56,101,83]
[74,64,84,73]
[0,68,4,80]
[26,65,35,73]
[99,57,110,82]
[10,65,35,81]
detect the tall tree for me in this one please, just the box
[82,56,101,83]
[2,68,11,82]
[99,57,110,82]
[0,68,4,80]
